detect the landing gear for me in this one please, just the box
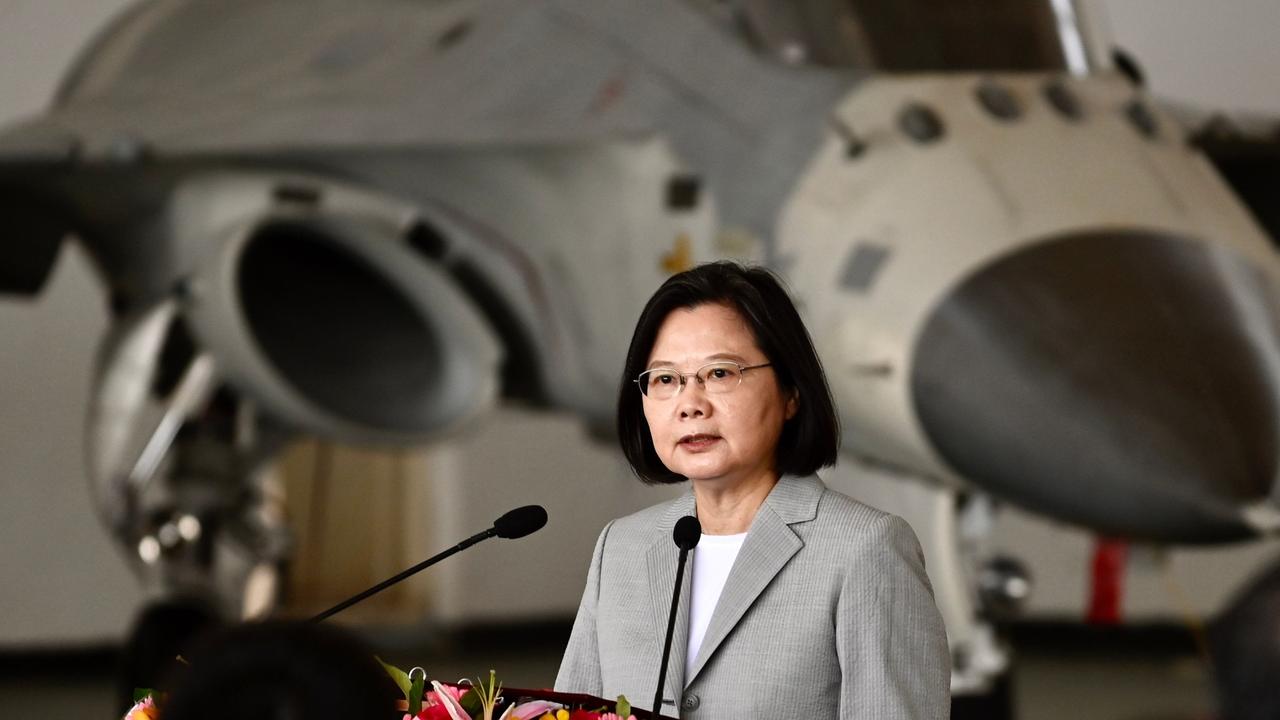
[88,303,292,711]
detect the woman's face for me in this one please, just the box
[642,302,797,488]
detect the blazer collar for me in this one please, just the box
[645,475,826,694]
[757,473,825,525]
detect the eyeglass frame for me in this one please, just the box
[633,361,774,399]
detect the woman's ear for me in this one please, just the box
[785,389,799,421]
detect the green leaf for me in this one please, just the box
[459,687,483,717]
[409,674,425,714]
[132,688,155,703]
[616,696,631,718]
[376,656,412,699]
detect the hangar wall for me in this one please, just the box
[0,0,143,646]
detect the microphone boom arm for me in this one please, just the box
[307,505,545,623]
[308,527,495,624]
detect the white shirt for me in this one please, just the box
[686,531,747,678]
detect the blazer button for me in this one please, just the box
[681,693,700,710]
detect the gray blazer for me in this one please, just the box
[555,475,950,719]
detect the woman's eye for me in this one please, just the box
[654,373,676,384]
[712,365,740,379]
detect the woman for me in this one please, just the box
[556,262,950,718]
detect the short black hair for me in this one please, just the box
[617,261,840,484]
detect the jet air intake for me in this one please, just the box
[911,231,1280,542]
[182,212,500,443]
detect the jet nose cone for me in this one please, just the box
[912,231,1280,542]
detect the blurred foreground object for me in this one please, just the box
[161,621,395,720]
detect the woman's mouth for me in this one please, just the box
[678,433,721,451]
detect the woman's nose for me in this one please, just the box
[677,381,711,417]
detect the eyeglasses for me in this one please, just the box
[634,361,773,400]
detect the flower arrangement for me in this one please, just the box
[377,661,640,720]
[124,662,653,720]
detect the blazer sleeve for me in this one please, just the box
[837,513,951,719]
[554,520,613,696]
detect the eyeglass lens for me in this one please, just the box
[640,362,743,399]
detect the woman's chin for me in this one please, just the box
[673,464,726,484]
[666,451,727,478]
[681,465,749,486]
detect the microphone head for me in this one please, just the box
[493,505,548,539]
[673,515,702,551]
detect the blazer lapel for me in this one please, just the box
[645,492,697,705]
[684,475,824,685]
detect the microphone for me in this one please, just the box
[653,515,700,716]
[493,505,549,539]
[309,505,548,623]
[673,515,701,551]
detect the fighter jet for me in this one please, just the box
[4,0,1280,712]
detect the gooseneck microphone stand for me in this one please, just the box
[308,505,547,623]
[653,515,701,717]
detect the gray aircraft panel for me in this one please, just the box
[7,0,855,242]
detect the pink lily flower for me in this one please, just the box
[508,700,564,719]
